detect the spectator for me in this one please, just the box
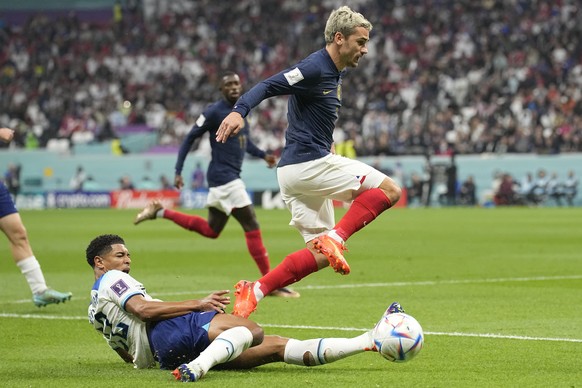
[546,172,564,206]
[530,169,549,205]
[69,166,87,192]
[420,153,434,207]
[563,170,579,207]
[112,138,129,156]
[4,163,21,198]
[494,173,521,206]
[518,173,535,204]
[159,175,173,190]
[119,175,135,190]
[445,153,458,206]
[458,175,477,206]
[1,2,582,156]
[406,172,423,207]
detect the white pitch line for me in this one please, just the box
[7,274,582,303]
[0,313,85,320]
[151,274,582,297]
[426,331,582,343]
[1,313,581,343]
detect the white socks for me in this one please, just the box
[327,229,345,244]
[253,281,265,302]
[283,332,373,366]
[186,326,254,378]
[16,256,47,294]
[156,209,165,219]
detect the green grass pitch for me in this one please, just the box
[0,207,581,387]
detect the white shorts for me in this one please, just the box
[207,179,252,216]
[276,154,387,242]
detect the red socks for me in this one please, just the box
[257,248,318,295]
[334,188,392,242]
[163,209,219,238]
[245,230,270,276]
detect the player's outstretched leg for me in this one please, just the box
[312,235,350,275]
[33,288,73,307]
[173,326,254,382]
[172,363,204,382]
[134,200,163,225]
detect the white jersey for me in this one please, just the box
[88,270,157,369]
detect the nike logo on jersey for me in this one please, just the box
[323,90,334,95]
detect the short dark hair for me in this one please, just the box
[219,70,238,87]
[220,70,237,79]
[86,234,125,267]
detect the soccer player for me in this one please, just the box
[86,233,404,382]
[0,127,72,307]
[215,6,401,317]
[133,72,298,298]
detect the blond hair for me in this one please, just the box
[324,6,372,44]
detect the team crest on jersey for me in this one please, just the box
[284,67,304,86]
[111,279,129,296]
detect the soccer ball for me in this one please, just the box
[372,312,424,362]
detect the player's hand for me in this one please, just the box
[216,112,244,143]
[198,290,231,313]
[174,174,184,190]
[264,154,277,168]
[0,127,14,143]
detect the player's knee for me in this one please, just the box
[10,224,29,246]
[248,323,264,346]
[380,179,401,205]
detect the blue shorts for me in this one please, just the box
[148,310,218,370]
[0,182,18,218]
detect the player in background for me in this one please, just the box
[133,72,298,298]
[215,6,401,318]
[86,233,404,382]
[0,127,72,307]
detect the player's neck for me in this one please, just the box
[325,45,345,71]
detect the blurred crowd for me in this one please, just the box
[492,168,578,206]
[1,0,582,156]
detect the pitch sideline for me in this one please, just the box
[7,274,582,302]
[0,312,581,344]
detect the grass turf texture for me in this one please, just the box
[0,207,580,387]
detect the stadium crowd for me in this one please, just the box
[1,0,582,157]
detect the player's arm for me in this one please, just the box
[245,136,277,168]
[124,290,230,321]
[216,79,287,143]
[217,64,320,143]
[174,120,209,189]
[0,127,14,143]
[263,154,277,168]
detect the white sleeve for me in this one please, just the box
[100,270,147,309]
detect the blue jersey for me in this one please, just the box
[232,48,343,167]
[175,99,267,187]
